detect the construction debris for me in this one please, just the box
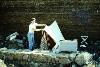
[75,52,93,66]
[0,48,99,67]
[0,59,7,67]
[40,21,78,53]
[6,32,19,41]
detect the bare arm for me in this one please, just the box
[36,24,47,26]
[33,27,44,31]
[35,29,43,31]
[31,23,46,31]
[35,24,46,31]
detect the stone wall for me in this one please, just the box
[0,0,100,41]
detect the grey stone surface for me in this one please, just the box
[75,52,93,66]
[0,48,98,67]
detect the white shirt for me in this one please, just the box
[28,22,37,33]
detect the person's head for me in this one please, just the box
[32,18,36,20]
[31,18,36,23]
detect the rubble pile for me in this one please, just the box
[75,52,93,66]
[0,48,99,67]
[0,59,7,67]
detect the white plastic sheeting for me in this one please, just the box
[44,21,78,53]
[44,21,65,43]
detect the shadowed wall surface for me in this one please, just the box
[0,0,100,41]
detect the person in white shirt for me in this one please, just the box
[27,18,46,50]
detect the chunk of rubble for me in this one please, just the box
[0,47,7,51]
[96,62,100,67]
[0,59,7,67]
[75,52,93,66]
[83,64,95,67]
[69,53,77,61]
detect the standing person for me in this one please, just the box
[27,18,37,50]
[27,18,46,50]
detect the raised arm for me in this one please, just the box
[36,24,47,26]
[33,23,46,31]
[35,29,43,31]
